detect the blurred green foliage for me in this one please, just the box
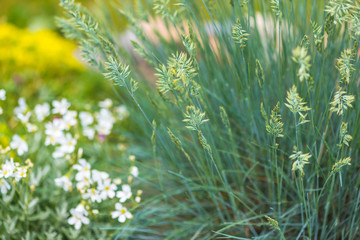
[0,0,93,29]
[0,0,120,104]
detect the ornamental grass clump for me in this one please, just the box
[18,0,358,238]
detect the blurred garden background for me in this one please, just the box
[0,0,113,101]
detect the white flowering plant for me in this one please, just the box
[0,89,144,239]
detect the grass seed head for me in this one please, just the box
[331,157,351,174]
[232,19,250,49]
[330,88,355,115]
[290,146,312,178]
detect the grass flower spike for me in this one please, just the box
[337,49,354,84]
[263,102,284,139]
[330,88,355,115]
[265,215,280,231]
[167,52,197,90]
[183,106,209,131]
[255,59,264,88]
[338,122,352,148]
[232,19,249,49]
[325,0,355,25]
[349,14,360,40]
[292,46,311,82]
[285,85,311,125]
[331,157,351,174]
[104,56,131,87]
[156,52,197,94]
[290,147,312,177]
[270,0,281,17]
[311,21,324,52]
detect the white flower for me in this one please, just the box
[52,146,66,159]
[111,203,133,223]
[79,112,94,126]
[97,108,115,123]
[82,188,102,203]
[10,135,28,156]
[99,99,113,108]
[0,179,11,194]
[55,176,72,191]
[14,167,27,181]
[63,110,77,130]
[45,119,65,146]
[14,98,31,123]
[116,184,132,203]
[73,159,91,181]
[52,99,70,115]
[0,89,6,101]
[98,179,117,200]
[57,133,77,157]
[76,176,92,190]
[83,127,95,140]
[45,134,61,146]
[68,204,90,230]
[116,105,129,120]
[130,166,139,177]
[26,123,38,133]
[95,122,113,136]
[63,133,77,152]
[113,178,122,185]
[34,103,50,121]
[135,196,141,203]
[0,158,16,178]
[96,108,115,135]
[16,112,31,124]
[91,170,109,184]
[14,98,27,115]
